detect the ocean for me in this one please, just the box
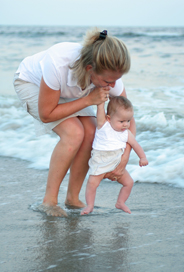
[0,25,184,188]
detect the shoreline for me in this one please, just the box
[0,156,184,272]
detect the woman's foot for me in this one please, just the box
[65,198,85,209]
[115,202,131,214]
[38,203,67,217]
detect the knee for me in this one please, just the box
[88,178,99,190]
[67,123,84,147]
[55,119,85,148]
[129,177,134,188]
[120,175,134,188]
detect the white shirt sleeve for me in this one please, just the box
[109,78,124,97]
[40,54,61,91]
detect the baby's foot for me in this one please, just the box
[38,203,67,217]
[65,199,85,209]
[115,202,131,214]
[81,206,93,215]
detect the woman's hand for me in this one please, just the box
[104,144,131,181]
[104,156,127,181]
[88,86,110,105]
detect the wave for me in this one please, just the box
[0,26,184,40]
[0,28,67,38]
[113,30,184,40]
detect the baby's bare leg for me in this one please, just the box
[81,173,104,215]
[115,170,134,214]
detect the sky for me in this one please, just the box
[0,0,184,27]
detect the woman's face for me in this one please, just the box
[87,66,123,88]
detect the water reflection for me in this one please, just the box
[36,212,131,271]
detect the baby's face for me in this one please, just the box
[108,108,133,132]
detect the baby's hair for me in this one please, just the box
[70,28,131,89]
[107,96,133,116]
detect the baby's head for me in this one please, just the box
[107,96,134,131]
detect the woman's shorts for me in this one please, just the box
[88,148,124,176]
[13,74,96,136]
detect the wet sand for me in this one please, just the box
[0,156,184,272]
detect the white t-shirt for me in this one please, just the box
[16,42,124,98]
[92,121,128,151]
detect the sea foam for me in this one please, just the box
[0,94,184,188]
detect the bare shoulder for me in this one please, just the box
[119,87,127,98]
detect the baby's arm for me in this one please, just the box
[127,130,148,167]
[97,102,106,129]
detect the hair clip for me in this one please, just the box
[99,30,107,40]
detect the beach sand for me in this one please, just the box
[0,156,184,272]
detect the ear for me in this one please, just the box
[86,65,93,72]
[106,115,111,122]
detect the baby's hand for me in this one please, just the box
[139,158,148,167]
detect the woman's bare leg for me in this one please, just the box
[115,170,134,214]
[65,116,96,207]
[40,117,85,216]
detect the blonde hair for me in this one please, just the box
[107,96,133,116]
[70,28,131,89]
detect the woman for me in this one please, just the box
[13,28,136,216]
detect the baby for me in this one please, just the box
[81,96,148,215]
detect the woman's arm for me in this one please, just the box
[38,78,110,123]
